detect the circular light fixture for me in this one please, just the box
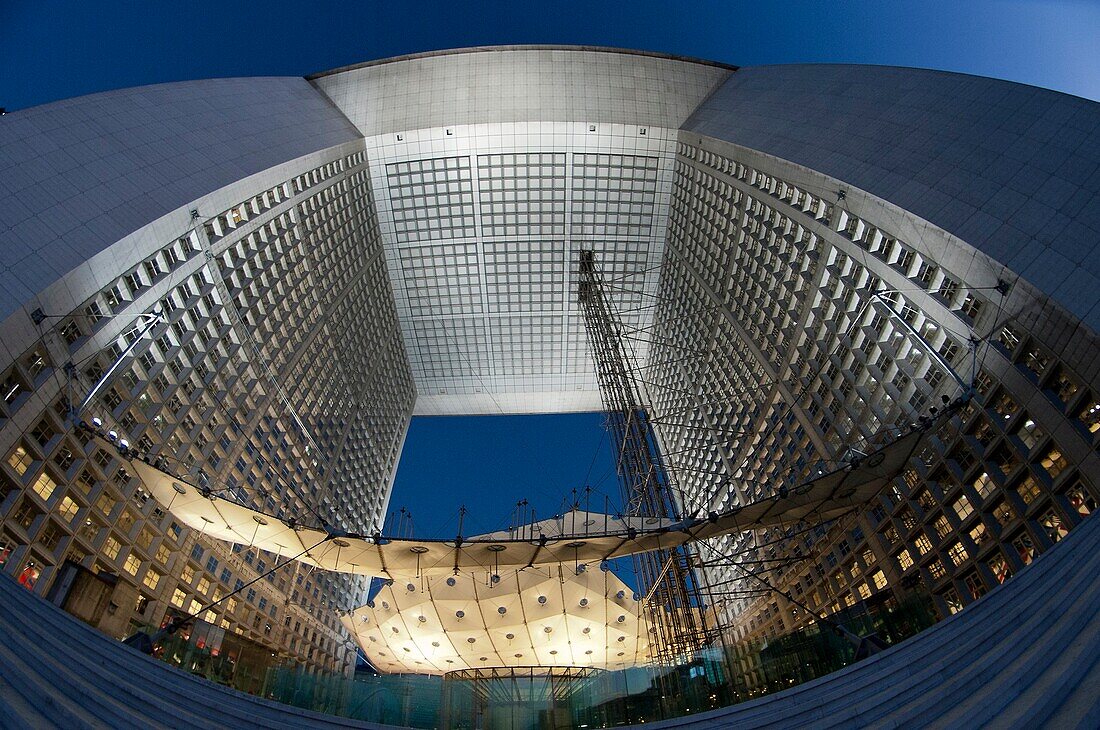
[456,610,465,619]
[467,638,476,644]
[543,626,553,634]
[537,595,547,604]
[497,606,507,615]
[446,577,456,587]
[410,546,429,554]
[617,615,626,623]
[579,598,589,607]
[505,633,515,640]
[417,615,427,623]
[406,583,416,592]
[431,641,440,647]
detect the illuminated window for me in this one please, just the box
[30,472,57,502]
[1012,533,1037,566]
[1077,399,1100,433]
[948,542,969,566]
[914,533,933,555]
[992,393,1018,419]
[897,549,914,570]
[155,544,171,564]
[993,501,1016,526]
[1016,419,1044,451]
[953,495,973,520]
[1066,482,1095,516]
[1017,477,1042,505]
[1038,446,1068,479]
[57,496,79,523]
[928,559,947,580]
[964,572,986,601]
[933,515,952,539]
[871,570,888,590]
[1039,510,1067,543]
[117,509,136,533]
[95,493,114,516]
[986,551,1013,584]
[123,554,140,576]
[1050,369,1079,405]
[102,536,121,561]
[6,445,34,475]
[972,472,996,500]
[969,523,989,546]
[943,589,963,615]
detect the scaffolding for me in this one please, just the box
[577,250,711,666]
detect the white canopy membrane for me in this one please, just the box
[341,566,651,674]
[104,396,965,581]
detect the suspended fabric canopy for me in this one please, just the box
[341,566,649,674]
[122,402,956,580]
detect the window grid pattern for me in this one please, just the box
[571,153,659,239]
[387,157,475,242]
[0,151,414,676]
[478,153,567,238]
[654,139,1100,646]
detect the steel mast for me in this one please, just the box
[577,249,710,665]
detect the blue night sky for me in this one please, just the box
[1,1,1096,535]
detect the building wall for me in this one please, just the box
[311,46,733,137]
[655,125,1100,638]
[0,77,363,325]
[683,64,1100,331]
[314,48,733,415]
[0,82,414,674]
